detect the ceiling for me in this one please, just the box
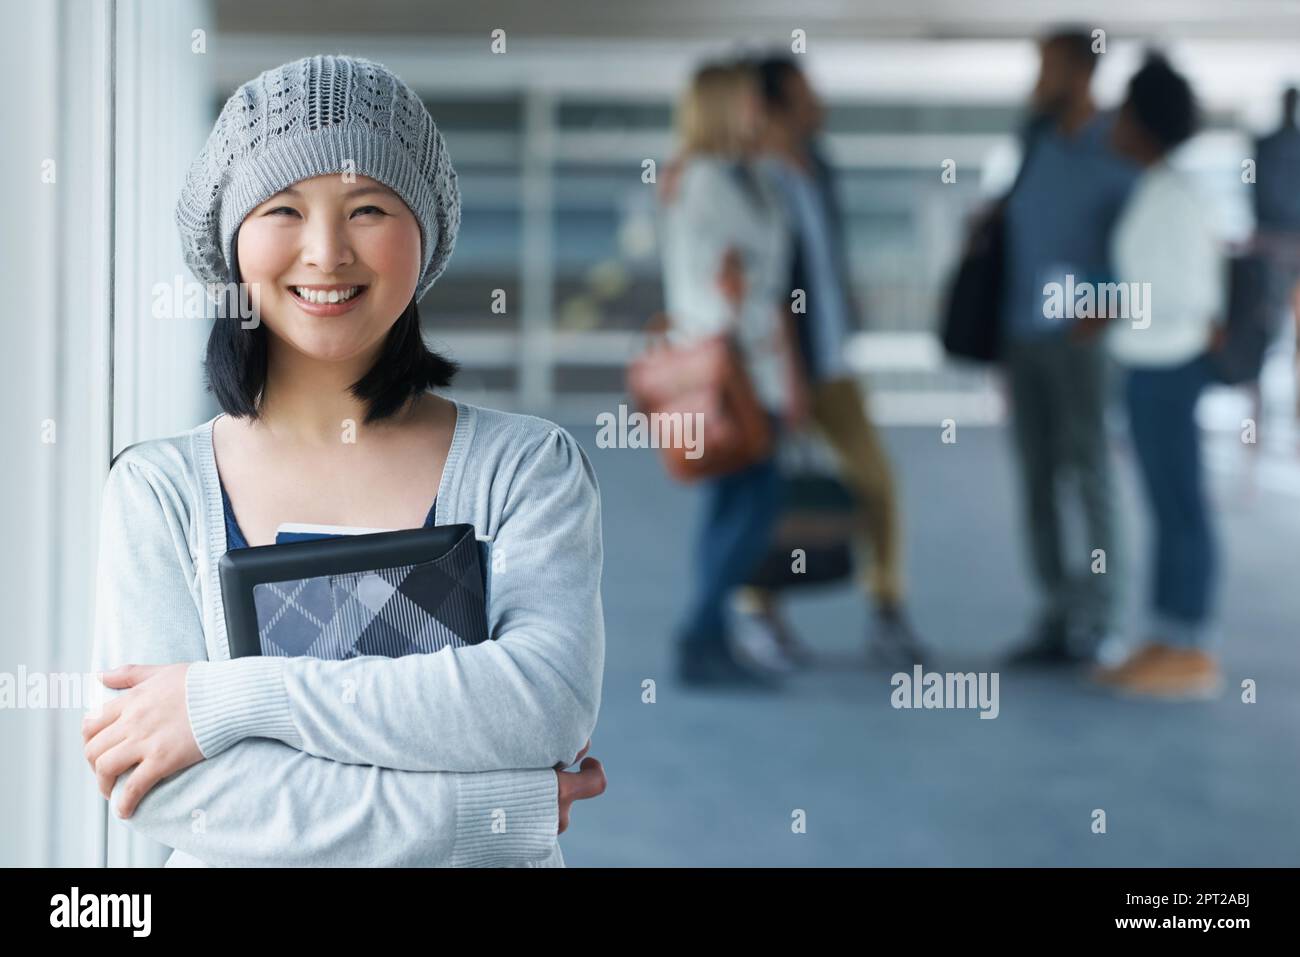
[216,0,1300,41]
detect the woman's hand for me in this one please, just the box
[784,377,813,431]
[777,310,813,431]
[554,739,605,835]
[716,246,747,311]
[81,664,204,818]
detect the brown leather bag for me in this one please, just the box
[625,312,773,483]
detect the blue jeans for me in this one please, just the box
[1124,353,1217,646]
[678,416,783,649]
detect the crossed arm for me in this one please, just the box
[181,425,606,772]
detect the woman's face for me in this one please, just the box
[236,173,422,363]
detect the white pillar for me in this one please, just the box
[0,0,215,867]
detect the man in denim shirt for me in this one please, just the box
[742,54,925,667]
[1002,30,1139,663]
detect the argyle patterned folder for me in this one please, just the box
[250,528,489,659]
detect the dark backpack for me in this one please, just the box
[940,115,1050,364]
[940,205,1008,362]
[1212,250,1289,385]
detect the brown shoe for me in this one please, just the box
[1090,642,1171,687]
[1100,646,1223,700]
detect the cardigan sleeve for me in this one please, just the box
[183,425,605,773]
[91,456,558,866]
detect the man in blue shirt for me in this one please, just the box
[1002,30,1139,663]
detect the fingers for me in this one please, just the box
[94,743,160,820]
[568,756,607,802]
[113,760,161,819]
[83,720,128,773]
[555,754,607,835]
[100,664,153,690]
[93,740,140,804]
[81,699,121,743]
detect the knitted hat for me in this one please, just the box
[176,54,459,301]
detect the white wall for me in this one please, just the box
[0,0,213,867]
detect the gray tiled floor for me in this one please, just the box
[556,421,1300,866]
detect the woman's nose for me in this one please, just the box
[300,219,355,275]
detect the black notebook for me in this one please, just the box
[218,523,491,659]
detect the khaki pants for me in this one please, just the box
[809,376,904,608]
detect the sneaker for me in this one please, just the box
[729,608,798,674]
[1092,643,1223,700]
[869,604,928,668]
[731,590,816,667]
[676,639,784,691]
[1088,630,1132,669]
[772,623,818,667]
[1090,641,1169,686]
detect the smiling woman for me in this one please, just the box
[86,54,607,868]
[207,172,456,426]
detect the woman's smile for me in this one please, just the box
[286,283,371,316]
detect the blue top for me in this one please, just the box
[1255,126,1300,233]
[763,156,852,381]
[1002,111,1139,341]
[220,478,437,550]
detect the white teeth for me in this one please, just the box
[293,286,361,304]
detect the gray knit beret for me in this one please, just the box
[176,54,459,301]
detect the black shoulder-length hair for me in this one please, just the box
[204,231,459,425]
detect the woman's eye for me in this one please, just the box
[266,206,299,217]
[351,205,387,218]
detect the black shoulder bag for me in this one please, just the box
[940,117,1048,363]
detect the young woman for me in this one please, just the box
[1094,53,1224,698]
[659,61,809,689]
[83,54,606,866]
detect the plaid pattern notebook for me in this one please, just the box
[219,524,491,660]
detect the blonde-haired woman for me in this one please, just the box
[661,60,808,689]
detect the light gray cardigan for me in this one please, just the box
[90,398,605,867]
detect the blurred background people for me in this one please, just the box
[731,53,925,669]
[1001,29,1139,665]
[1095,53,1224,698]
[1252,87,1300,420]
[658,61,804,690]
[1253,87,1300,240]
